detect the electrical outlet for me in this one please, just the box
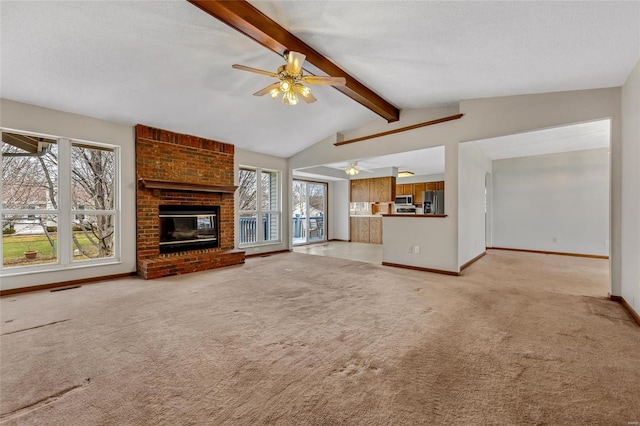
[408,246,413,254]
[552,237,557,243]
[414,245,420,254]
[254,247,260,252]
[605,239,609,246]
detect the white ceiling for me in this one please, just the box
[1,1,639,159]
[319,146,445,177]
[472,119,611,160]
[297,120,611,179]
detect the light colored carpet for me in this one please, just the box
[1,250,638,425]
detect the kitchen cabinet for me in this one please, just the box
[352,176,395,203]
[425,181,439,191]
[350,179,370,202]
[396,183,412,195]
[349,176,395,244]
[369,217,383,244]
[369,177,395,202]
[412,183,426,204]
[395,180,445,204]
[350,217,370,243]
[350,216,383,244]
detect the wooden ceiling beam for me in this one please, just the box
[187,0,400,122]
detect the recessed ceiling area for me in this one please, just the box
[293,120,611,180]
[472,119,611,160]
[317,146,445,178]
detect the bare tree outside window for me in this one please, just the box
[2,131,117,268]
[238,167,280,245]
[238,169,257,212]
[71,145,115,259]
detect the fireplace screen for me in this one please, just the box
[159,205,219,254]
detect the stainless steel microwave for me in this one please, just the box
[395,195,413,205]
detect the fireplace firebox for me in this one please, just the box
[159,205,220,254]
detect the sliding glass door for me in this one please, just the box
[292,180,327,245]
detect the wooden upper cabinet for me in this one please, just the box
[412,183,426,204]
[398,183,413,196]
[425,182,439,191]
[350,179,370,202]
[369,176,395,202]
[438,181,445,190]
[352,176,396,202]
[391,178,397,200]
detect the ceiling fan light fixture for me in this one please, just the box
[269,87,281,99]
[345,163,360,176]
[295,83,311,97]
[233,50,346,106]
[398,171,414,177]
[282,89,299,105]
[280,79,292,92]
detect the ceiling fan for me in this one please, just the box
[344,161,374,176]
[232,51,346,105]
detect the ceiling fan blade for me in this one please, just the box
[285,51,306,75]
[232,64,278,78]
[302,76,346,86]
[253,82,281,97]
[294,85,317,104]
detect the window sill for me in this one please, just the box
[238,241,283,250]
[0,259,123,277]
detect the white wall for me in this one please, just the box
[235,148,290,255]
[0,99,136,290]
[382,216,457,272]
[491,148,610,256]
[458,143,492,266]
[621,58,640,314]
[329,180,349,241]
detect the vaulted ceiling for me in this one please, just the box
[1,1,639,158]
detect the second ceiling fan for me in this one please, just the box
[232,51,346,105]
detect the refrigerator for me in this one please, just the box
[422,190,444,215]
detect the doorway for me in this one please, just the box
[292,180,327,245]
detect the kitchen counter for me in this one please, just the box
[350,214,384,218]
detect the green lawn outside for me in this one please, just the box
[2,233,109,267]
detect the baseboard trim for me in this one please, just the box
[609,295,640,327]
[489,247,608,260]
[382,261,460,276]
[329,239,349,242]
[460,251,486,272]
[245,249,291,258]
[0,272,137,297]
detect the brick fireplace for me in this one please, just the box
[136,125,245,279]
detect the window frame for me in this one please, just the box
[238,166,281,248]
[1,127,121,275]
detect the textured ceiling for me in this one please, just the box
[1,1,639,159]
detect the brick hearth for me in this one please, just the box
[136,125,245,279]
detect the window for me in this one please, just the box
[1,129,119,272]
[292,180,327,245]
[238,167,280,246]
